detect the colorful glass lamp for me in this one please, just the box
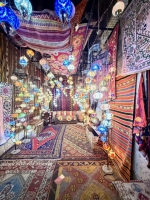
[14,0,32,20]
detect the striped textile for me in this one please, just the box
[110,74,136,180]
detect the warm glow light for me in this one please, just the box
[112,0,125,16]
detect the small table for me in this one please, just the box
[113,180,150,200]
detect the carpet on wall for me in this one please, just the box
[0,125,66,160]
[61,124,107,161]
[110,74,136,181]
[121,0,150,75]
[49,160,121,200]
[0,160,56,200]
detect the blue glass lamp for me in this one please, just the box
[14,0,32,20]
[54,0,75,23]
[0,6,20,34]
[91,64,101,71]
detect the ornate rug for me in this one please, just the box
[0,160,56,200]
[1,125,66,160]
[61,124,107,161]
[121,0,150,75]
[49,160,120,200]
[110,74,136,180]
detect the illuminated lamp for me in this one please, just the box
[100,135,107,143]
[91,64,101,71]
[19,56,28,68]
[11,74,18,81]
[16,122,22,127]
[103,143,110,151]
[11,113,18,118]
[135,117,142,123]
[15,97,21,101]
[0,6,20,35]
[112,0,125,16]
[85,77,92,84]
[14,0,32,20]
[63,59,70,66]
[15,81,22,87]
[97,125,107,134]
[18,113,26,118]
[90,84,96,91]
[47,72,55,79]
[20,103,26,108]
[102,119,111,127]
[93,90,103,100]
[109,66,116,73]
[26,125,31,130]
[11,127,16,131]
[100,102,110,111]
[39,58,47,66]
[67,64,75,71]
[88,108,94,114]
[105,111,113,120]
[15,108,22,113]
[26,49,34,58]
[87,70,96,77]
[59,77,63,82]
[101,86,107,92]
[42,64,50,73]
[108,149,116,159]
[15,140,22,145]
[54,0,75,23]
[69,55,75,62]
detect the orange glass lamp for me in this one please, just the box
[26,49,34,58]
[108,149,116,160]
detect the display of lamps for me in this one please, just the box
[112,0,125,16]
[0,6,20,35]
[14,0,32,19]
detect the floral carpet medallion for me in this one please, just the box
[62,125,107,161]
[0,160,56,200]
[49,161,119,200]
[1,125,66,160]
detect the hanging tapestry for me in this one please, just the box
[110,74,136,181]
[92,24,119,101]
[0,82,13,145]
[121,0,150,75]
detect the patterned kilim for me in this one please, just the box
[0,160,56,200]
[1,125,66,160]
[49,160,120,200]
[0,82,13,145]
[61,124,107,161]
[110,74,136,180]
[91,24,119,102]
[121,0,150,75]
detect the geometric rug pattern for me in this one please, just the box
[0,160,56,200]
[0,125,66,160]
[61,124,107,161]
[49,160,120,200]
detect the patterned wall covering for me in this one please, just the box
[110,74,136,181]
[92,24,119,101]
[0,82,13,145]
[121,0,150,75]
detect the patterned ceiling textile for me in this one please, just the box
[47,24,92,75]
[11,0,88,54]
[49,160,120,200]
[110,74,136,181]
[121,0,150,75]
[0,82,13,145]
[0,160,56,200]
[92,24,119,101]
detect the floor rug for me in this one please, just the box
[49,160,120,200]
[0,160,56,200]
[61,124,107,161]
[1,125,66,160]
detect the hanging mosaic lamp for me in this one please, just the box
[67,64,75,71]
[93,90,103,100]
[11,74,18,81]
[68,55,75,62]
[91,64,101,71]
[14,0,32,19]
[54,0,75,23]
[0,6,20,34]
[19,56,28,68]
[97,125,107,134]
[63,59,70,67]
[42,64,50,73]
[39,58,47,66]
[26,49,34,58]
